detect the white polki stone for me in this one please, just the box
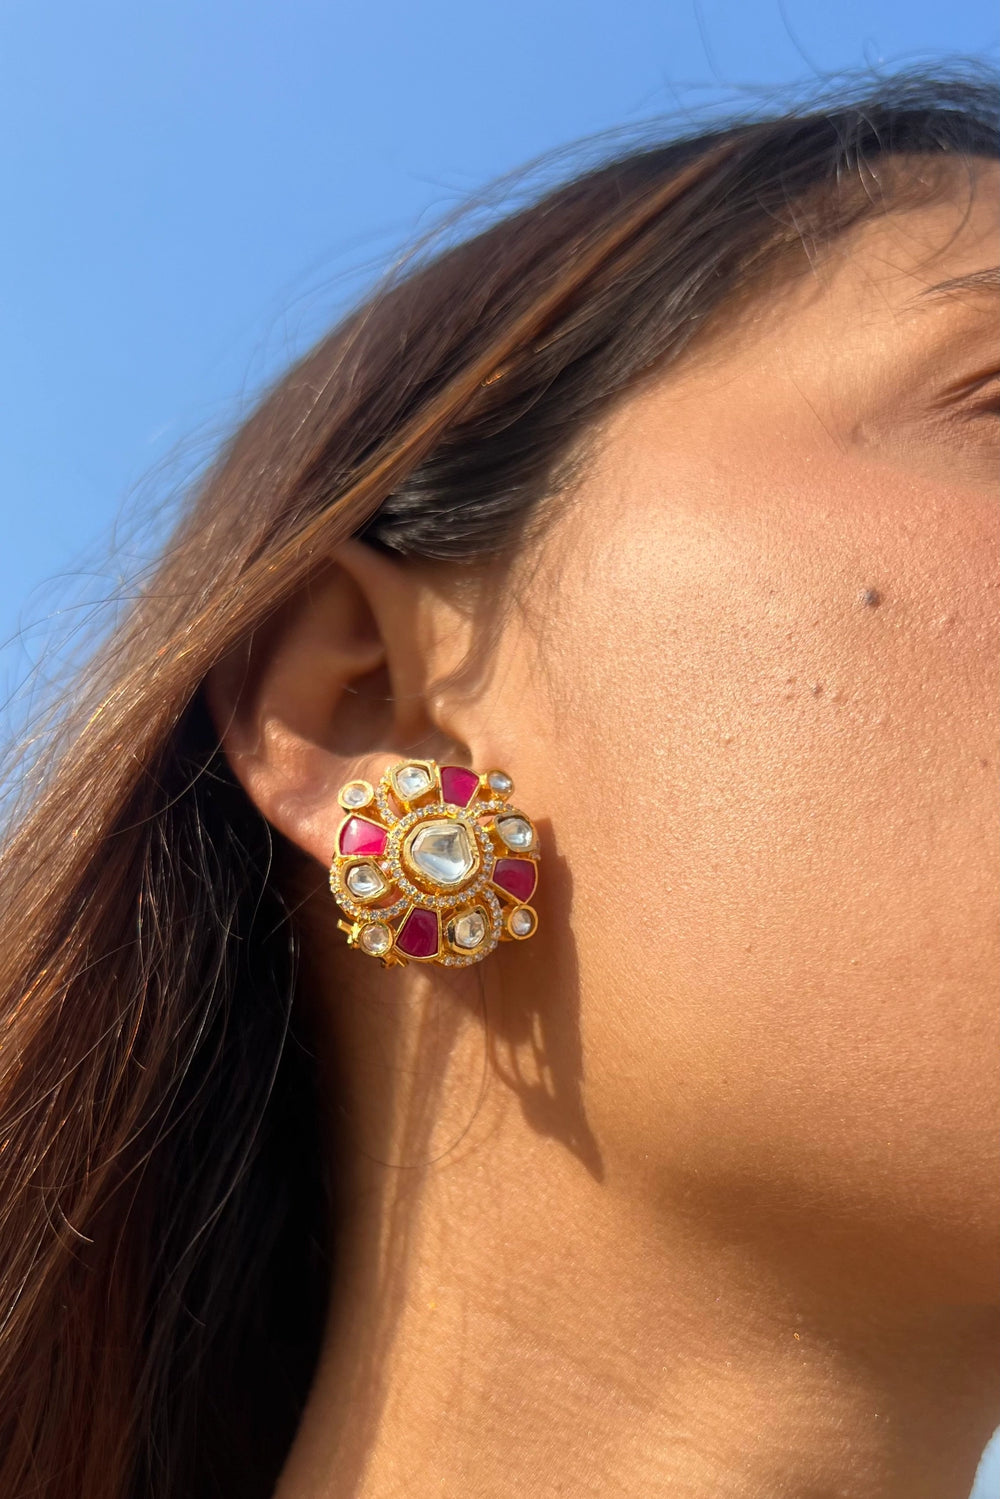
[346,862,387,899]
[509,907,536,938]
[404,819,477,887]
[359,922,391,955]
[341,780,372,808]
[487,770,513,795]
[452,909,487,950]
[395,764,432,798]
[496,815,534,852]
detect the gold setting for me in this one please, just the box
[330,759,540,969]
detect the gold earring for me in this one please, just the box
[329,759,539,968]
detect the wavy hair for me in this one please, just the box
[0,68,996,1499]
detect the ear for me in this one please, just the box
[204,540,462,868]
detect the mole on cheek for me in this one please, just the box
[860,587,882,608]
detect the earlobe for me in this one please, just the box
[203,543,435,868]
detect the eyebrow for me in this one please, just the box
[917,265,1000,300]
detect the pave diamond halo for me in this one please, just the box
[330,758,539,969]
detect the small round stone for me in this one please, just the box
[509,906,536,938]
[346,862,387,900]
[487,770,513,795]
[496,815,534,851]
[340,780,372,809]
[395,764,432,798]
[452,909,487,950]
[359,922,392,955]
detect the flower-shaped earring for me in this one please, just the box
[329,759,539,967]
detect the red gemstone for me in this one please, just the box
[492,858,537,902]
[395,907,440,959]
[439,764,481,807]
[338,817,387,857]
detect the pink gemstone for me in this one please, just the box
[395,907,440,959]
[439,764,481,807]
[492,858,537,902]
[338,817,387,857]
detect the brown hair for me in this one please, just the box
[0,69,996,1499]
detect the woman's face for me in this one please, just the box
[468,164,999,1301]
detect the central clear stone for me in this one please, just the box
[404,819,478,887]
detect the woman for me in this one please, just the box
[0,69,997,1499]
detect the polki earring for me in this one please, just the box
[329,759,539,967]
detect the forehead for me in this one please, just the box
[815,156,999,304]
[593,158,1000,437]
[702,156,1000,360]
[572,157,999,501]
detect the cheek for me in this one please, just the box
[506,461,1000,1283]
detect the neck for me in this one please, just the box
[275,928,999,1499]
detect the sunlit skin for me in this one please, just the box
[209,163,1000,1499]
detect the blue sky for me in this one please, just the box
[0,6,997,1490]
[0,1,997,713]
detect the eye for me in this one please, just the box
[964,376,1000,416]
[898,364,1000,486]
[936,367,1000,420]
[971,385,1000,416]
